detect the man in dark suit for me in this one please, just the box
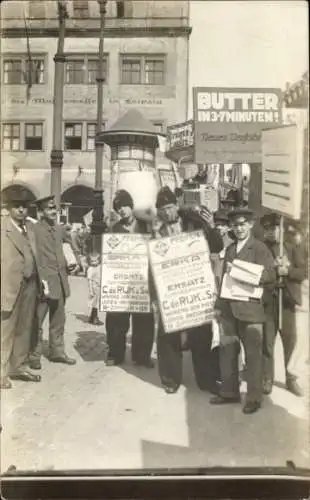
[1,188,41,388]
[210,208,276,414]
[152,187,223,395]
[105,190,155,368]
[29,195,76,368]
[260,214,306,397]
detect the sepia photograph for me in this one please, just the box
[0,0,309,490]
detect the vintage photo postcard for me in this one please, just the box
[0,0,309,489]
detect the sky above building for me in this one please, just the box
[188,0,308,117]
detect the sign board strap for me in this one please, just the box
[278,215,284,332]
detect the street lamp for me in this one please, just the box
[91,0,108,251]
[50,0,68,220]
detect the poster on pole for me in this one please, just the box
[149,230,216,333]
[261,124,304,220]
[100,233,151,313]
[193,87,283,164]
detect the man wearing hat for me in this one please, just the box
[29,195,76,368]
[152,186,223,394]
[1,188,41,388]
[210,207,276,414]
[260,213,306,397]
[105,189,155,368]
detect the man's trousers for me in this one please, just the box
[218,316,264,404]
[263,306,298,385]
[1,276,38,377]
[157,321,218,392]
[106,311,154,364]
[30,289,66,360]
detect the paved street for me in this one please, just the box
[1,276,309,473]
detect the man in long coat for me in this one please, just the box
[260,214,306,397]
[29,195,76,368]
[210,208,276,414]
[105,189,155,367]
[1,189,41,388]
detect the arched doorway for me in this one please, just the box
[1,184,37,218]
[61,185,95,224]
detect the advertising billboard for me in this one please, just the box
[193,87,283,163]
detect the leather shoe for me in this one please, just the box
[0,376,12,389]
[286,379,303,397]
[106,358,123,366]
[210,394,241,405]
[29,359,42,370]
[10,371,41,383]
[92,317,104,326]
[163,385,179,394]
[49,355,76,365]
[242,401,261,414]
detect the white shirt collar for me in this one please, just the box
[10,217,24,233]
[236,235,250,254]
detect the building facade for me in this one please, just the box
[1,0,191,221]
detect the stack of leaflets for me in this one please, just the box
[220,259,264,302]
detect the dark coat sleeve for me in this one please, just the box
[287,244,307,282]
[256,241,277,286]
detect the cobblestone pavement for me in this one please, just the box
[1,277,309,473]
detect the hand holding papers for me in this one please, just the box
[220,259,264,302]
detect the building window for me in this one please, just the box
[145,58,165,85]
[65,55,108,84]
[152,122,164,133]
[65,60,84,84]
[3,56,45,84]
[25,123,43,150]
[2,123,20,151]
[29,0,46,18]
[73,0,89,18]
[65,123,82,150]
[3,60,23,84]
[120,55,166,85]
[121,58,141,84]
[29,59,45,84]
[86,122,106,150]
[116,1,125,18]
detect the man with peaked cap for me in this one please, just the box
[105,189,155,367]
[1,188,41,388]
[210,207,276,414]
[29,195,76,368]
[151,186,223,395]
[260,213,306,397]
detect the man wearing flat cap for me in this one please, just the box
[1,188,41,388]
[151,186,223,395]
[210,207,276,414]
[29,195,76,368]
[105,189,155,368]
[260,213,306,397]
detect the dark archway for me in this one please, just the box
[1,184,37,218]
[61,185,95,224]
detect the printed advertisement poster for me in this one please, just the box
[100,233,151,313]
[149,231,216,333]
[193,87,283,163]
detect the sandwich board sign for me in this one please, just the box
[261,124,304,220]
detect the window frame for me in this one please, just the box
[2,122,21,151]
[72,0,89,18]
[64,122,83,151]
[2,53,47,85]
[65,54,108,85]
[24,122,44,151]
[120,54,166,85]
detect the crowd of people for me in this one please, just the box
[1,183,308,415]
